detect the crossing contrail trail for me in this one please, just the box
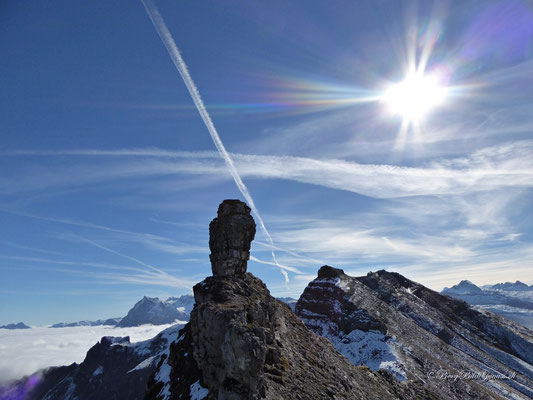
[141,0,288,282]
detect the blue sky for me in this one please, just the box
[1,0,532,325]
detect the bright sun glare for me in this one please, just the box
[383,73,446,123]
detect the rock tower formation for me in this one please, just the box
[144,200,436,399]
[7,202,532,399]
[209,199,256,276]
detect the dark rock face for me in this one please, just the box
[209,199,256,277]
[148,272,436,400]
[191,274,271,398]
[297,267,533,400]
[2,325,183,400]
[146,201,437,400]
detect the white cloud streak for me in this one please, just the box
[0,254,196,289]
[2,141,531,199]
[1,143,531,289]
[140,0,287,282]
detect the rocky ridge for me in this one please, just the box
[490,281,533,291]
[1,325,183,400]
[296,266,533,399]
[146,200,436,400]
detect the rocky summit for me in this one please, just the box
[209,199,256,277]
[146,200,435,399]
[296,266,533,400]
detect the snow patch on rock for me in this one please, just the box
[189,380,208,399]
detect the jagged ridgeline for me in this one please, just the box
[3,200,533,400]
[145,200,434,399]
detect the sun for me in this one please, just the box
[383,73,446,123]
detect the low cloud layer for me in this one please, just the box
[0,324,177,385]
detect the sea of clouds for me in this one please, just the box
[0,324,176,385]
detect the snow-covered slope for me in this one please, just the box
[163,295,195,316]
[117,296,192,327]
[442,280,483,294]
[296,266,533,400]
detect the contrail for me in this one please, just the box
[141,0,288,282]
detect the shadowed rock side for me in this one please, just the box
[146,272,436,400]
[209,200,256,277]
[1,325,182,400]
[146,201,437,399]
[296,266,533,400]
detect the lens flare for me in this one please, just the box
[383,73,447,122]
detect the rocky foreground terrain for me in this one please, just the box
[2,200,533,399]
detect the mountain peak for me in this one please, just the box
[317,265,345,278]
[146,200,434,399]
[442,279,482,294]
[298,267,533,399]
[116,296,190,328]
[0,322,30,330]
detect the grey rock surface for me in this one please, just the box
[209,199,256,277]
[148,272,436,400]
[297,266,533,400]
[146,201,437,399]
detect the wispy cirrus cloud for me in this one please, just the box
[1,142,531,293]
[1,141,531,199]
[0,253,196,289]
[0,209,206,256]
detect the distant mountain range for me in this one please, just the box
[489,280,533,291]
[0,322,30,330]
[48,295,195,329]
[7,267,532,400]
[46,295,296,329]
[116,296,194,327]
[442,280,533,329]
[51,318,122,328]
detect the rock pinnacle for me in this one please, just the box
[209,199,256,276]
